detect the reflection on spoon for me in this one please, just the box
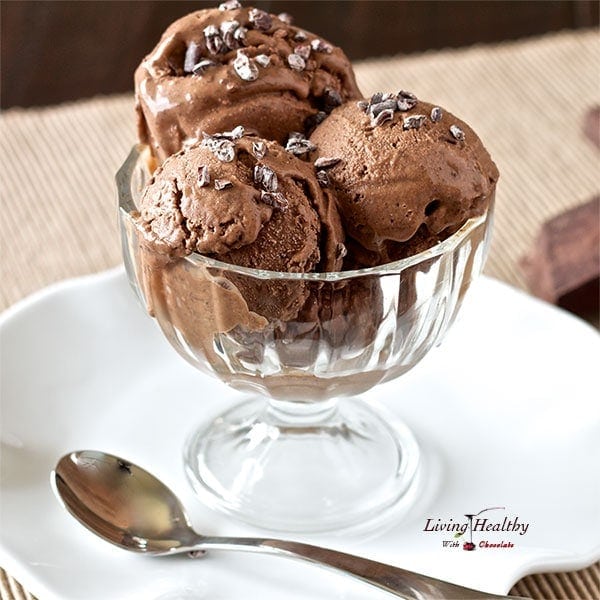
[52,450,524,599]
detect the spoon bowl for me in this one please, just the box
[53,450,197,553]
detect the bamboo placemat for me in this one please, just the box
[1,29,599,600]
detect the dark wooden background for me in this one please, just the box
[1,0,598,109]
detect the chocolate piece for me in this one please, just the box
[254,164,278,192]
[214,179,233,190]
[431,107,443,123]
[260,190,288,210]
[285,132,316,155]
[521,197,600,316]
[316,170,329,187]
[203,25,223,55]
[449,124,465,142]
[311,38,332,53]
[322,88,343,112]
[372,109,394,127]
[249,8,272,31]
[403,115,427,130]
[255,54,271,67]
[219,0,241,10]
[192,59,217,75]
[198,165,210,187]
[183,42,201,73]
[278,12,293,24]
[294,44,311,61]
[233,51,259,81]
[287,53,306,71]
[252,141,267,159]
[314,157,342,169]
[304,111,327,132]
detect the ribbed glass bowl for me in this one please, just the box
[117,145,493,532]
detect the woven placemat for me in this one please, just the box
[1,29,599,600]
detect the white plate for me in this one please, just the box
[1,268,599,600]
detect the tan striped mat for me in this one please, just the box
[1,29,599,600]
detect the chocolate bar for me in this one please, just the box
[521,197,600,317]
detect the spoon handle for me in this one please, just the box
[194,536,521,599]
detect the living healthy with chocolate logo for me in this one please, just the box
[423,506,530,551]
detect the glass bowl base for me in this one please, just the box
[184,396,420,533]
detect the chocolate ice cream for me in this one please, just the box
[135,3,361,163]
[124,4,500,400]
[134,128,345,324]
[309,92,499,266]
[137,128,344,273]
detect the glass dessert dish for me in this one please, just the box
[118,145,493,532]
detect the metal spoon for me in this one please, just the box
[53,450,523,599]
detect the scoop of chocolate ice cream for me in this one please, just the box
[135,130,344,322]
[135,4,362,163]
[137,129,344,273]
[309,93,499,265]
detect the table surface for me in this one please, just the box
[1,29,599,600]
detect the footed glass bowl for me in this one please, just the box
[117,145,492,532]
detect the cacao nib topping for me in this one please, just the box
[203,25,223,55]
[198,165,210,187]
[398,89,417,101]
[219,0,241,10]
[214,142,236,162]
[294,44,311,61]
[234,26,247,45]
[304,110,328,132]
[285,132,316,155]
[254,164,278,192]
[220,20,239,47]
[214,179,233,190]
[287,53,306,71]
[311,38,332,53]
[431,106,443,122]
[233,50,259,81]
[314,156,342,169]
[219,125,245,140]
[403,114,427,130]
[278,12,293,25]
[248,8,272,31]
[322,88,343,113]
[358,90,423,127]
[192,59,217,75]
[369,99,398,117]
[396,90,418,111]
[335,243,348,259]
[396,99,414,111]
[202,134,236,162]
[252,141,267,159]
[371,108,394,127]
[450,124,465,141]
[370,92,384,105]
[255,54,271,67]
[184,42,202,73]
[316,170,330,187]
[260,190,288,210]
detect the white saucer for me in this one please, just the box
[1,268,598,600]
